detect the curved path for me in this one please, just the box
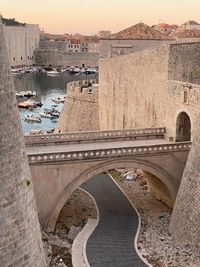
[81,174,147,267]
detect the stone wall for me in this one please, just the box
[99,43,200,141]
[169,125,200,245]
[99,45,169,129]
[169,42,200,84]
[56,79,99,132]
[4,24,40,66]
[0,19,46,266]
[99,39,175,58]
[34,49,99,67]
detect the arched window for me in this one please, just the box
[176,112,191,142]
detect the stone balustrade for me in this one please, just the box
[25,127,166,146]
[28,141,191,164]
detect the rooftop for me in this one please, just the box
[171,29,200,38]
[105,22,174,40]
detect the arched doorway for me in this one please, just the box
[176,112,191,142]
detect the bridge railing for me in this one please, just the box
[25,127,166,146]
[28,141,191,164]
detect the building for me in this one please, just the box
[100,22,175,58]
[39,39,81,53]
[180,20,200,30]
[80,36,100,53]
[153,23,178,35]
[3,18,40,66]
[97,30,111,38]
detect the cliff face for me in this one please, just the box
[0,19,46,266]
[56,80,99,133]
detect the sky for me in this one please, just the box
[1,0,200,35]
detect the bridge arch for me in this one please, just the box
[176,111,191,142]
[45,157,176,232]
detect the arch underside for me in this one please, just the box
[45,157,177,232]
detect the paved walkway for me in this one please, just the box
[26,138,166,155]
[81,174,147,267]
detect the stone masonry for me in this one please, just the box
[0,18,46,266]
[98,41,200,246]
[34,49,99,67]
[99,42,200,141]
[169,128,200,245]
[56,79,99,133]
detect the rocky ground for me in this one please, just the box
[42,169,199,267]
[42,188,97,267]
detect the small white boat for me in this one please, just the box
[52,97,65,103]
[15,90,38,97]
[23,91,38,97]
[40,112,53,119]
[47,70,59,76]
[24,114,41,123]
[11,69,21,76]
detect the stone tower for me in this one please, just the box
[169,131,200,246]
[0,18,46,266]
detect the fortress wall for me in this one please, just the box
[99,45,170,131]
[4,24,40,66]
[34,50,99,67]
[0,20,46,266]
[99,43,200,141]
[56,79,99,132]
[169,127,200,245]
[166,80,200,139]
[99,39,175,58]
[168,42,200,84]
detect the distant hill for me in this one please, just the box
[2,17,25,26]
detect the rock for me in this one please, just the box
[67,225,81,241]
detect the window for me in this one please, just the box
[13,57,15,61]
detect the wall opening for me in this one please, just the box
[176,112,191,142]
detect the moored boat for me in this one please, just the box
[24,114,41,123]
[52,97,65,103]
[46,69,59,76]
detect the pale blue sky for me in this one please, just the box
[1,0,200,34]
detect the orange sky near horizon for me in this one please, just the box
[1,0,200,34]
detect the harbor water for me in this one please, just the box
[13,72,97,134]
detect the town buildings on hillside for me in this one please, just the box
[40,32,100,53]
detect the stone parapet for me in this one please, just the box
[25,127,166,145]
[34,49,99,67]
[28,141,191,164]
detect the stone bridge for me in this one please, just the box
[25,127,191,232]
